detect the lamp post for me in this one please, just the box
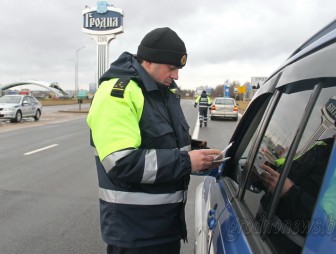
[75,45,86,95]
[66,58,75,97]
[67,45,85,97]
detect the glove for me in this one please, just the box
[194,103,197,108]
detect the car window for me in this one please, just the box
[242,82,335,253]
[22,97,29,103]
[216,98,234,105]
[0,96,21,104]
[28,96,37,103]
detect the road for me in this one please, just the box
[0,100,239,254]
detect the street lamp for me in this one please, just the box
[66,58,75,96]
[67,45,85,96]
[75,45,86,94]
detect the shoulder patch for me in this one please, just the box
[110,78,130,98]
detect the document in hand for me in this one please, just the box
[213,142,233,163]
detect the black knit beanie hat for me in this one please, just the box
[137,27,187,68]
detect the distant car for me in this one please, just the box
[0,95,42,122]
[210,97,239,121]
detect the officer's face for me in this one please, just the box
[143,61,179,86]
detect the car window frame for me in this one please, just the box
[238,89,282,200]
[223,72,282,187]
[235,78,328,252]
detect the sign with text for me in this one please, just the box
[251,77,268,89]
[82,2,123,35]
[82,2,124,89]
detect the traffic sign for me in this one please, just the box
[77,91,87,99]
[237,86,246,94]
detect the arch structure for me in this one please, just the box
[0,80,71,98]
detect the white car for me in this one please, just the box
[210,97,239,121]
[0,95,42,122]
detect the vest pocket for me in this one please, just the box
[142,122,176,149]
[180,118,190,132]
[145,121,174,136]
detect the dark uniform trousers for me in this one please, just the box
[107,241,181,254]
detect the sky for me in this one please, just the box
[1,0,336,91]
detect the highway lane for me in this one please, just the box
[0,119,104,253]
[0,100,240,254]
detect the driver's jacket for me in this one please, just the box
[87,52,192,248]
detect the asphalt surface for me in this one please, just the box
[0,101,240,253]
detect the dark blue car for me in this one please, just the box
[195,19,336,254]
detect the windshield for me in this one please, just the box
[0,96,22,104]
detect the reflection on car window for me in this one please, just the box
[244,84,335,253]
[243,89,312,217]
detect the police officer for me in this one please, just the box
[194,90,211,127]
[87,27,221,254]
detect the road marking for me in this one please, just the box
[192,112,200,139]
[24,144,59,155]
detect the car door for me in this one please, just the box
[27,96,38,116]
[21,96,32,117]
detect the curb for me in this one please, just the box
[58,110,89,113]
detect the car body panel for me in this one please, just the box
[208,178,252,254]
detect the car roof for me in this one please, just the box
[215,97,234,100]
[288,19,336,59]
[265,19,336,83]
[255,19,336,97]
[276,19,336,76]
[4,94,24,96]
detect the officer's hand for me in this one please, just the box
[188,149,222,173]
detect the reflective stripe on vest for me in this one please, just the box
[102,149,136,172]
[199,97,210,107]
[99,187,188,205]
[143,149,157,183]
[180,145,191,151]
[101,146,191,183]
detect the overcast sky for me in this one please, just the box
[1,0,335,91]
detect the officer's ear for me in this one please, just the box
[142,60,153,70]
